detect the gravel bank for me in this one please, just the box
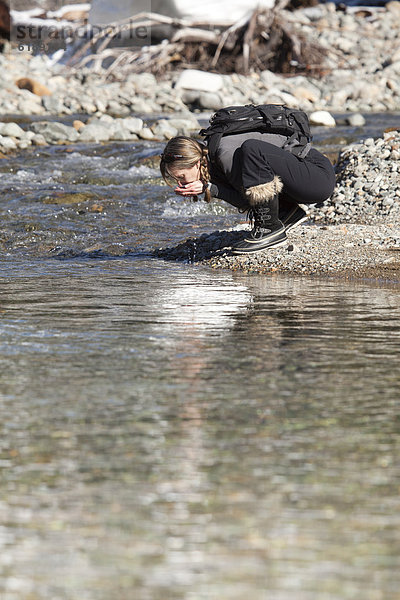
[309,130,400,224]
[156,223,400,282]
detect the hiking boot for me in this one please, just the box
[233,176,287,254]
[233,218,287,254]
[281,205,308,232]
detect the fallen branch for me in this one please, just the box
[65,4,328,79]
[211,14,250,68]
[171,27,221,44]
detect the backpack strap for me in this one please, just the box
[206,132,224,162]
[283,132,311,159]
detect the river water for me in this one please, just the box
[0,113,400,599]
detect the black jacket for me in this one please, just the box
[209,131,288,209]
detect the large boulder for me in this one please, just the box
[309,111,336,127]
[31,121,79,143]
[79,123,111,142]
[0,122,26,138]
[175,70,224,93]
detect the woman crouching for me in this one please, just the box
[160,133,336,254]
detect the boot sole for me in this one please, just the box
[284,214,309,232]
[232,236,288,255]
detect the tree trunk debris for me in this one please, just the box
[66,3,328,80]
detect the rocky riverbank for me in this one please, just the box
[1,1,400,121]
[156,221,400,282]
[0,111,201,153]
[0,2,399,153]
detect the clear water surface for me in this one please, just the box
[0,116,399,600]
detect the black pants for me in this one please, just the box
[232,140,336,208]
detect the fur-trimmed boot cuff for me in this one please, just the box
[245,176,283,207]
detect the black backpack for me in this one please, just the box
[199,104,312,160]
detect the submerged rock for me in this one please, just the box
[40,192,101,205]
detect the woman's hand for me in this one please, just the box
[174,180,204,196]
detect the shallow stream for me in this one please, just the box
[0,113,399,599]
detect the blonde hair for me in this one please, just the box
[160,136,211,203]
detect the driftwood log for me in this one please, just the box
[66,3,327,79]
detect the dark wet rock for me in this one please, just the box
[155,229,246,262]
[40,192,101,205]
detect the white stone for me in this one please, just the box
[138,127,155,140]
[0,136,17,150]
[198,92,224,110]
[18,100,45,115]
[260,70,283,88]
[175,70,224,93]
[164,118,199,135]
[0,122,26,138]
[121,117,144,134]
[151,119,178,140]
[109,122,136,141]
[79,123,111,142]
[31,134,47,146]
[345,113,366,127]
[309,111,336,127]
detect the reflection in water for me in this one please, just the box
[0,259,400,600]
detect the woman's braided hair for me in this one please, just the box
[160,136,211,203]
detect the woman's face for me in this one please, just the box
[168,161,200,185]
